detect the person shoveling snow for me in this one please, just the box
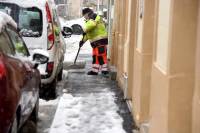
[79,8,109,76]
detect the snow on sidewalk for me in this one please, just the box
[38,70,69,133]
[49,18,127,133]
[38,99,59,133]
[49,91,126,133]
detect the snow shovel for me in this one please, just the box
[64,40,86,70]
[64,45,86,70]
[73,46,81,65]
[64,24,86,70]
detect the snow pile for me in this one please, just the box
[19,29,40,37]
[39,99,59,106]
[61,70,68,81]
[38,99,59,133]
[49,91,126,133]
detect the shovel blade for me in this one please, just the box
[64,60,86,70]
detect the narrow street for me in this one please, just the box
[37,37,134,133]
[37,74,67,133]
[0,0,199,133]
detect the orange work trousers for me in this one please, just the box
[92,45,108,73]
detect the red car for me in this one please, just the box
[0,12,49,133]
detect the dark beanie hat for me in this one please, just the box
[82,8,93,16]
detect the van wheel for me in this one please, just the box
[9,117,17,133]
[39,78,57,100]
[57,66,63,81]
[49,78,57,99]
[20,120,37,133]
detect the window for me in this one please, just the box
[0,2,43,37]
[0,2,19,22]
[6,28,29,57]
[18,7,43,37]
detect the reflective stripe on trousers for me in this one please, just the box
[92,45,108,72]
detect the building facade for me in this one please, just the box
[67,0,82,19]
[109,0,200,133]
[83,0,108,12]
[55,0,82,19]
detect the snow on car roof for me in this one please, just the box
[0,11,17,32]
[0,0,45,9]
[0,0,55,9]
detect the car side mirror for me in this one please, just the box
[71,24,84,35]
[62,26,73,38]
[32,49,49,69]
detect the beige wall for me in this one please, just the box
[192,1,200,133]
[69,0,81,19]
[111,0,129,90]
[110,0,137,101]
[127,0,137,100]
[110,0,119,66]
[110,0,200,133]
[150,0,198,133]
[116,0,125,88]
[132,0,156,125]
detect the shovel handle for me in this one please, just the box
[73,34,85,65]
[74,46,81,64]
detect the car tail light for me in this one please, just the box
[0,60,6,79]
[46,2,55,50]
[47,62,54,73]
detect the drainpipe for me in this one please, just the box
[123,73,128,100]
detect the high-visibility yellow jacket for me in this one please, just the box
[83,15,108,47]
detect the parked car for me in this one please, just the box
[0,11,49,133]
[0,0,66,98]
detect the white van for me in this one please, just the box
[0,0,66,98]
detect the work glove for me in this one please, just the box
[79,40,84,47]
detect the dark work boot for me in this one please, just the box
[87,71,98,75]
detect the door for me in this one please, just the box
[6,26,39,124]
